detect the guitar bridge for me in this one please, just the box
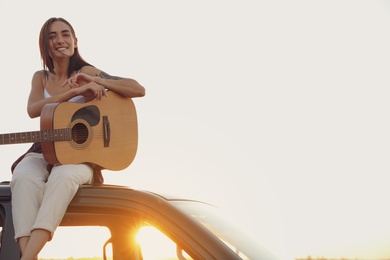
[103,116,110,147]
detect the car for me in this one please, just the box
[0,181,280,259]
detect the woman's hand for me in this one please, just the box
[77,82,107,101]
[61,73,92,88]
[62,73,107,100]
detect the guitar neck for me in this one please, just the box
[0,128,71,145]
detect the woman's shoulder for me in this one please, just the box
[32,70,47,80]
[79,65,100,75]
[31,70,47,88]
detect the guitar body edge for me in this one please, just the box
[39,92,138,171]
[40,102,60,165]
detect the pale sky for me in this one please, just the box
[1,0,390,259]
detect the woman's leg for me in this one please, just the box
[20,229,49,260]
[10,153,49,254]
[22,163,93,259]
[17,237,30,258]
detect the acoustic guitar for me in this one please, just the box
[1,91,138,171]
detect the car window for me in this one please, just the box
[37,225,193,260]
[137,225,193,260]
[38,226,112,259]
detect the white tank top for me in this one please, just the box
[44,87,85,103]
[43,71,85,103]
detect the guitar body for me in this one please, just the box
[40,91,138,171]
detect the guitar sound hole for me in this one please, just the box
[72,123,89,144]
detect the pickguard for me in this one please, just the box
[71,105,100,126]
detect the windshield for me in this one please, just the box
[172,201,280,260]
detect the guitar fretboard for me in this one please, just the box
[0,128,72,145]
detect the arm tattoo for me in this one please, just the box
[97,71,123,80]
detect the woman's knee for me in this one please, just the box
[49,164,93,185]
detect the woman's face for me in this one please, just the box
[48,21,77,59]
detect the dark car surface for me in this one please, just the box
[0,181,280,260]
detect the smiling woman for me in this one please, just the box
[8,15,144,260]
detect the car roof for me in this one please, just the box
[0,181,241,259]
[0,181,203,203]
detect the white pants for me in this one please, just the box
[10,153,93,240]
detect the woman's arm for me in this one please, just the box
[65,66,146,98]
[28,67,145,118]
[27,71,81,118]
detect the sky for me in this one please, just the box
[1,0,390,259]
